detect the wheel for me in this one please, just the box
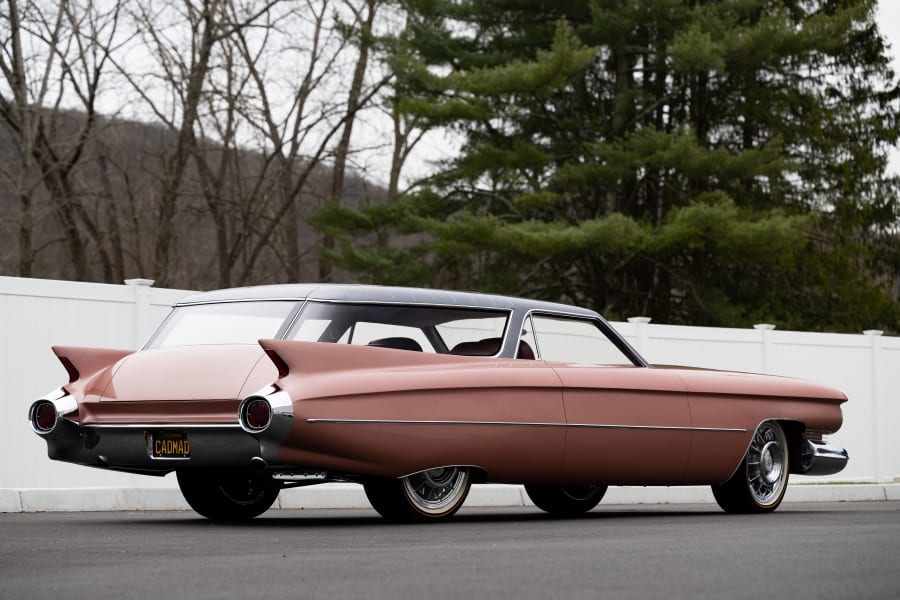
[176,469,279,521]
[364,467,471,522]
[712,420,789,513]
[525,484,608,515]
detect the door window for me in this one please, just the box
[531,315,634,365]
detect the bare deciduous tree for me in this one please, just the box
[0,0,422,288]
[1,0,123,280]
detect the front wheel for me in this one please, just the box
[525,484,608,516]
[176,469,279,521]
[364,467,471,522]
[712,420,790,513]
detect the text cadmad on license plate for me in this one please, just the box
[146,431,191,458]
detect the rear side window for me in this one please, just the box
[530,315,635,365]
[435,317,507,351]
[290,302,509,354]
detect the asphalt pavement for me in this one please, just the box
[2,502,898,599]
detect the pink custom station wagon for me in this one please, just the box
[30,285,849,521]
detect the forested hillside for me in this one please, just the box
[0,110,380,288]
[1,0,398,289]
[0,113,385,289]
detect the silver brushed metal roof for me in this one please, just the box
[175,283,598,317]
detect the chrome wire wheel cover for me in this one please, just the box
[746,422,788,506]
[402,467,469,515]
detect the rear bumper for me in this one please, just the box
[800,440,849,476]
[39,417,263,476]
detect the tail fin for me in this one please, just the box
[257,339,456,380]
[51,346,132,384]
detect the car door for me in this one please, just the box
[529,314,693,485]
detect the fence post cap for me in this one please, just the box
[124,278,155,287]
[862,329,884,336]
[627,316,652,324]
[753,323,776,331]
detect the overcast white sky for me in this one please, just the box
[877,1,900,176]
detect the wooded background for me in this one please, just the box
[2,0,899,332]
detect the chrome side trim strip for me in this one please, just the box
[567,423,747,432]
[306,418,745,433]
[308,418,560,427]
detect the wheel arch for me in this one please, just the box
[399,464,489,484]
[778,418,810,475]
[718,418,804,484]
[469,466,489,484]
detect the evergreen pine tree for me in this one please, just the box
[318,0,900,332]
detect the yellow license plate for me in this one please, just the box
[147,431,191,458]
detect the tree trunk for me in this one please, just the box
[320,0,378,282]
[153,0,219,287]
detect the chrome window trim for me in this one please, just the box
[294,297,517,312]
[279,299,309,339]
[522,309,649,367]
[519,314,541,360]
[176,297,310,306]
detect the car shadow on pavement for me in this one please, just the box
[96,505,779,528]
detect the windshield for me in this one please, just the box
[145,301,298,349]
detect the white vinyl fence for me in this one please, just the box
[1,276,897,509]
[1,277,192,495]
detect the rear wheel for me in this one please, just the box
[176,469,279,521]
[364,467,471,522]
[525,484,608,515]
[712,420,789,513]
